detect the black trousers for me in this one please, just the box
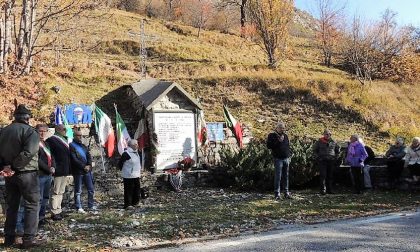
[408,163,420,177]
[123,178,140,209]
[319,159,335,193]
[4,171,40,242]
[350,166,364,193]
[387,159,404,184]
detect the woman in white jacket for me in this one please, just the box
[118,140,141,209]
[404,137,420,182]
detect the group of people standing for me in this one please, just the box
[267,122,420,200]
[0,105,96,248]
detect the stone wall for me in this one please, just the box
[334,157,414,189]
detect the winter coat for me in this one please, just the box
[0,121,39,173]
[46,134,71,176]
[70,140,92,175]
[385,145,406,161]
[346,141,368,167]
[364,146,375,165]
[404,145,420,167]
[118,147,141,179]
[266,132,291,159]
[313,138,339,161]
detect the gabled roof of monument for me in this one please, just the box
[128,79,203,110]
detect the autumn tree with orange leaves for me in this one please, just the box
[247,0,294,68]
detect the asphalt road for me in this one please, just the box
[150,210,420,252]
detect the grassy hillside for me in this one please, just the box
[1,9,419,152]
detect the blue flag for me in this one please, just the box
[55,105,64,125]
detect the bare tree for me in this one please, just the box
[217,0,248,33]
[0,0,108,75]
[182,0,213,37]
[314,0,344,67]
[341,16,378,85]
[340,10,416,84]
[374,9,413,75]
[2,0,15,73]
[247,0,294,68]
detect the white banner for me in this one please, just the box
[154,112,197,170]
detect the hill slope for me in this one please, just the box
[1,9,419,151]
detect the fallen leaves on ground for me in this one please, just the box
[1,188,419,251]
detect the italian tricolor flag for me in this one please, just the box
[223,105,243,148]
[134,108,149,150]
[115,106,131,155]
[94,105,115,157]
[198,110,208,146]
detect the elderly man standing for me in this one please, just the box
[70,129,96,213]
[313,129,340,195]
[0,105,44,249]
[46,124,71,221]
[267,122,292,200]
[37,124,56,225]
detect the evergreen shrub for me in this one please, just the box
[213,138,317,191]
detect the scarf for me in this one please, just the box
[39,141,52,167]
[320,137,329,144]
[51,133,69,149]
[349,141,359,156]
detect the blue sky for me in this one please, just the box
[295,0,420,27]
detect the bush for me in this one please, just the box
[289,138,317,186]
[216,139,274,191]
[213,138,317,191]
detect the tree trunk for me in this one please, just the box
[167,0,174,19]
[23,0,36,74]
[17,0,30,63]
[0,16,4,73]
[240,0,247,37]
[240,0,247,28]
[197,10,204,38]
[3,0,15,73]
[267,48,277,68]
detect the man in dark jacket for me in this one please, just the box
[385,137,406,189]
[37,124,56,225]
[70,129,95,213]
[46,124,71,221]
[313,129,340,195]
[267,122,292,200]
[0,105,44,249]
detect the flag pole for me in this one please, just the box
[141,149,145,172]
[99,143,106,174]
[93,103,107,174]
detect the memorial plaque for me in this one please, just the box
[154,112,197,169]
[207,122,224,142]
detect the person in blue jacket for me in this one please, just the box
[70,129,96,213]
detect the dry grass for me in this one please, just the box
[2,8,418,150]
